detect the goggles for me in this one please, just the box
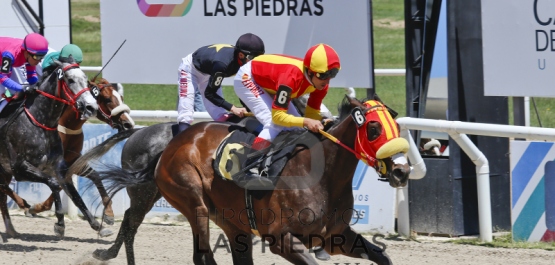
[314,68,339,80]
[30,54,45,61]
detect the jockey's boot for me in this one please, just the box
[237,150,274,190]
[240,164,274,190]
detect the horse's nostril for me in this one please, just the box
[86,105,96,114]
[124,122,133,129]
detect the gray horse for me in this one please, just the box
[0,59,111,240]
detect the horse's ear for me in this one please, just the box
[344,94,362,108]
[53,59,62,67]
[373,93,384,104]
[67,54,75,63]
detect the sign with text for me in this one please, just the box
[100,0,373,88]
[482,0,555,97]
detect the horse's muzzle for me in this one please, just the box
[78,101,98,120]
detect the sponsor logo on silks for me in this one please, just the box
[241,73,249,80]
[136,0,193,17]
[242,78,263,98]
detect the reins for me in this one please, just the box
[25,64,90,131]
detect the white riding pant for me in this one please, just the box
[177,54,227,124]
[234,62,301,141]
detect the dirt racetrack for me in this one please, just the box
[1,209,555,265]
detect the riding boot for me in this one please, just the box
[241,153,274,190]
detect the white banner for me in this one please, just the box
[482,0,555,97]
[100,0,373,87]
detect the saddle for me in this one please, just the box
[212,128,319,189]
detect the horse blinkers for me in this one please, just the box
[352,101,411,187]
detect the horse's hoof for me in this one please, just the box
[98,228,113,237]
[103,215,115,226]
[24,209,37,217]
[6,230,20,239]
[28,207,38,215]
[54,224,65,238]
[93,249,116,261]
[313,247,331,261]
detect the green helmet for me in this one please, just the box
[60,44,83,63]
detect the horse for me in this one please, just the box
[69,96,411,264]
[0,59,111,239]
[4,78,135,226]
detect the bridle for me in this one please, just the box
[24,63,91,131]
[319,101,399,178]
[91,83,131,129]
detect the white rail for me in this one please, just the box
[396,117,555,242]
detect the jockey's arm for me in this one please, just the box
[270,85,305,128]
[303,87,328,121]
[25,64,39,85]
[1,52,24,93]
[203,62,233,111]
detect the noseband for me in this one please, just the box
[24,63,91,131]
[91,83,131,128]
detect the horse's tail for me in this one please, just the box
[92,151,163,199]
[66,128,141,179]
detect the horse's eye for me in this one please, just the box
[68,79,75,84]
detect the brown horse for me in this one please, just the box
[78,96,410,264]
[3,78,134,235]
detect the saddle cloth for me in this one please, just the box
[212,129,313,185]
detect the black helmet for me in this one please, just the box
[235,33,265,57]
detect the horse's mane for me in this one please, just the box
[336,96,370,121]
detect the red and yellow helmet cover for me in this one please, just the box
[303,44,340,73]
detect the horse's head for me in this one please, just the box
[89,78,135,131]
[340,96,411,188]
[51,59,98,119]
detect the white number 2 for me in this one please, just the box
[1,60,9,72]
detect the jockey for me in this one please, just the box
[233,43,340,187]
[40,44,83,75]
[176,33,265,133]
[0,33,48,102]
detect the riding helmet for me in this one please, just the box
[235,33,265,57]
[22,33,49,56]
[303,43,341,79]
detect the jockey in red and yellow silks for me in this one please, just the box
[249,54,327,128]
[233,43,340,187]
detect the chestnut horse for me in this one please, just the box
[72,96,410,264]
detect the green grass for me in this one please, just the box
[451,233,555,251]
[70,0,555,128]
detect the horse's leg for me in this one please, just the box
[267,232,317,265]
[86,169,115,225]
[28,194,55,215]
[222,227,254,265]
[159,186,216,265]
[329,226,392,265]
[0,190,19,238]
[56,160,113,237]
[0,182,33,217]
[12,161,67,237]
[59,180,112,237]
[93,183,162,265]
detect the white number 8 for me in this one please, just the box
[213,76,223,87]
